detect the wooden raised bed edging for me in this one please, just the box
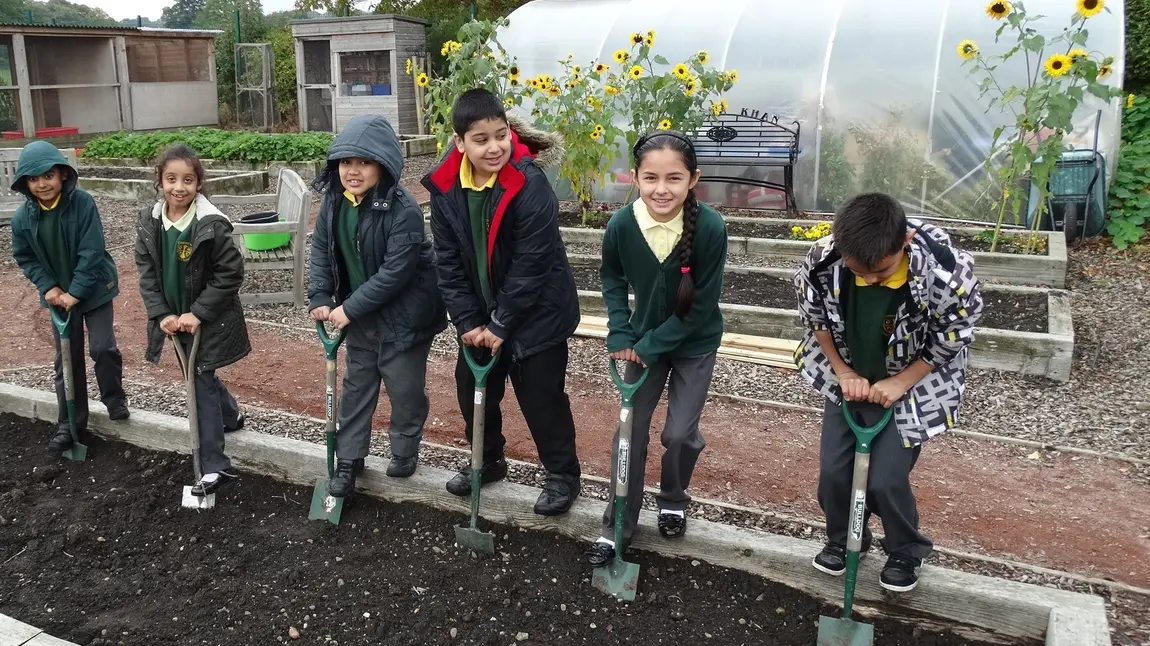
[0,613,77,645]
[81,158,328,181]
[0,384,1111,646]
[77,169,266,201]
[557,220,1069,289]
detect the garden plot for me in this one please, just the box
[77,166,266,202]
[566,255,1074,382]
[0,413,996,646]
[555,212,1069,289]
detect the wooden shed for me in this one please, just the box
[291,14,427,134]
[0,24,221,139]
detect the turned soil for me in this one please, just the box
[0,414,1002,646]
[567,262,1049,333]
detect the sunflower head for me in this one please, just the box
[1076,0,1103,18]
[541,74,553,85]
[1128,93,1137,109]
[589,130,601,141]
[613,49,630,64]
[1068,48,1089,63]
[985,0,1011,19]
[505,97,514,107]
[697,50,710,64]
[673,63,690,79]
[1099,64,1112,78]
[510,78,520,86]
[629,65,644,80]
[957,40,979,60]
[405,58,413,75]
[587,96,602,110]
[684,77,697,96]
[658,119,672,131]
[725,69,739,84]
[595,62,609,74]
[605,85,620,96]
[415,73,429,87]
[1044,53,1071,77]
[645,30,655,47]
[509,65,520,78]
[547,84,561,97]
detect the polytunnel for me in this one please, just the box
[496,0,1127,218]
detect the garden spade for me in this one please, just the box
[309,321,347,525]
[50,307,87,462]
[591,358,649,602]
[816,400,894,646]
[453,344,500,556]
[170,329,213,511]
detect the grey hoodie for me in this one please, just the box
[308,114,447,350]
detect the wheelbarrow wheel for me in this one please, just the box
[1062,202,1080,247]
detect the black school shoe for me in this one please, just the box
[533,474,579,516]
[327,458,364,498]
[879,554,921,592]
[657,512,687,538]
[107,401,130,421]
[190,469,238,497]
[445,458,508,496]
[386,455,418,478]
[583,539,631,568]
[812,540,872,576]
[47,425,76,452]
[224,414,246,433]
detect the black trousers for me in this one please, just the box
[817,398,934,560]
[454,341,580,477]
[50,301,125,431]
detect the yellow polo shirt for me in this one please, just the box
[633,199,683,262]
[460,155,498,191]
[854,255,910,289]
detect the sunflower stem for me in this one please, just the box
[990,185,1010,253]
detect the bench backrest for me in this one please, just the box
[687,109,800,165]
[0,147,80,202]
[275,167,308,227]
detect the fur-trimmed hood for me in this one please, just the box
[506,112,564,170]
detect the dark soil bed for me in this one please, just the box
[0,414,1007,646]
[569,263,1048,333]
[558,208,1045,256]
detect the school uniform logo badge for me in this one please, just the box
[176,241,193,261]
[882,314,896,335]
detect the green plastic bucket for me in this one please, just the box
[240,211,291,251]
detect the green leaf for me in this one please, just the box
[653,55,669,65]
[1023,33,1045,52]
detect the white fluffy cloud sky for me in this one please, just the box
[84,0,298,22]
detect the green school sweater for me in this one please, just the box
[842,273,905,383]
[336,195,368,292]
[466,188,494,307]
[162,222,194,316]
[36,204,73,293]
[601,202,728,364]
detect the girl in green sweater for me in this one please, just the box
[584,131,728,567]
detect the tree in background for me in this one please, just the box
[194,0,266,123]
[10,0,117,25]
[161,0,205,29]
[1127,0,1149,94]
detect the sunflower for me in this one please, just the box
[673,63,690,79]
[710,97,729,116]
[684,77,697,96]
[440,40,461,57]
[1128,93,1137,109]
[589,130,601,141]
[1068,47,1089,63]
[508,65,521,80]
[415,72,429,87]
[697,50,710,64]
[725,69,739,84]
[540,74,553,85]
[657,118,672,130]
[613,49,630,64]
[594,62,609,74]
[985,0,1011,19]
[1044,53,1071,77]
[957,40,979,60]
[644,30,655,47]
[547,84,561,97]
[605,85,620,96]
[510,78,520,86]
[405,58,413,75]
[630,31,644,46]
[629,65,644,80]
[528,77,541,89]
[587,96,602,110]
[505,97,515,107]
[1099,64,1112,78]
[1076,0,1103,18]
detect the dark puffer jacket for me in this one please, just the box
[135,195,252,372]
[422,115,578,361]
[308,114,447,350]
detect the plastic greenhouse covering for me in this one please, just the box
[496,0,1126,219]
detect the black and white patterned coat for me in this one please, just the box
[792,220,984,447]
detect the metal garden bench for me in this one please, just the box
[687,109,801,213]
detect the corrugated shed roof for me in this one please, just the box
[0,23,220,36]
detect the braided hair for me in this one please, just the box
[633,130,700,317]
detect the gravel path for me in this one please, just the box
[1,365,1145,644]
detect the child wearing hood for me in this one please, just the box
[10,141,128,453]
[308,114,447,497]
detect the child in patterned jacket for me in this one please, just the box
[793,192,983,593]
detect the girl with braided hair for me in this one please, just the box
[584,130,729,567]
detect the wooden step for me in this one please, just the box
[574,315,798,370]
